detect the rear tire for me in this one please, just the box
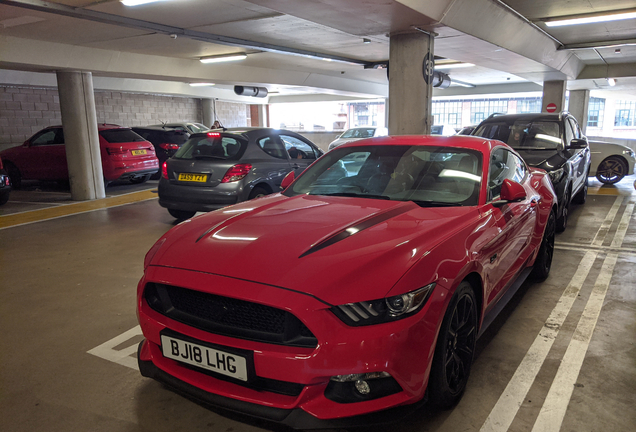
[248,186,269,200]
[596,156,627,185]
[428,281,478,409]
[531,211,556,281]
[572,175,588,205]
[4,162,21,190]
[168,209,196,220]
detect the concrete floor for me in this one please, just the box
[1,176,635,432]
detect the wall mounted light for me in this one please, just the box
[200,53,247,64]
[545,10,636,27]
[435,62,475,70]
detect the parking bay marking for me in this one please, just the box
[87,325,143,371]
[481,199,634,432]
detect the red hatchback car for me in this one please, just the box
[0,124,159,188]
[136,135,557,428]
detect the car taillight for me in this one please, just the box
[221,164,252,183]
[207,132,221,137]
[162,161,168,179]
[159,143,180,151]
[106,146,126,155]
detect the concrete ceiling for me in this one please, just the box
[0,0,635,101]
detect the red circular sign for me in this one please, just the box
[546,103,557,113]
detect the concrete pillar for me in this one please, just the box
[202,99,214,127]
[388,31,434,135]
[56,71,105,201]
[257,104,268,127]
[569,90,590,134]
[384,98,389,128]
[541,80,566,113]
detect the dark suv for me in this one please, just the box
[158,128,324,219]
[132,126,190,179]
[472,112,591,232]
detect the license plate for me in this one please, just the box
[131,149,147,156]
[161,335,248,381]
[178,173,207,182]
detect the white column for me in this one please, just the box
[541,80,566,113]
[56,71,105,201]
[569,90,590,134]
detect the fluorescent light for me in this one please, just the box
[200,53,247,64]
[607,78,616,86]
[121,0,166,6]
[450,79,476,88]
[435,62,475,69]
[189,82,215,87]
[545,11,636,27]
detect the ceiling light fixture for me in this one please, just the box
[189,83,215,87]
[607,78,616,86]
[545,11,636,27]
[435,62,475,70]
[362,38,371,44]
[121,0,166,6]
[450,79,476,88]
[200,53,247,64]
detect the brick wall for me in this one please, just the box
[0,85,249,152]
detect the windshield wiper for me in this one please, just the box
[412,200,459,207]
[319,192,391,200]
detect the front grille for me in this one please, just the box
[145,283,317,348]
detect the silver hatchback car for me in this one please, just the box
[158,128,324,219]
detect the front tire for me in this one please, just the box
[531,211,556,281]
[168,209,196,220]
[429,281,478,409]
[596,156,627,185]
[248,186,269,200]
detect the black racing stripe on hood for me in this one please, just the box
[298,203,416,258]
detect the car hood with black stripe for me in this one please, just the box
[148,193,478,305]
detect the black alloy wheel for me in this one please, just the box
[596,156,627,185]
[531,211,556,281]
[556,187,570,233]
[429,281,478,409]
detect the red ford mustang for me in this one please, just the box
[137,135,557,428]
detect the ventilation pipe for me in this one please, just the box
[234,86,268,98]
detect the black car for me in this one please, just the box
[132,126,190,179]
[0,156,11,206]
[472,112,591,232]
[158,128,324,219]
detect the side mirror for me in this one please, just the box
[493,179,526,206]
[281,171,295,190]
[568,138,588,149]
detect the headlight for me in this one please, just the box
[331,283,435,326]
[623,149,635,159]
[548,168,564,184]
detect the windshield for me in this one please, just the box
[340,128,376,139]
[474,120,562,150]
[99,129,146,143]
[285,145,482,206]
[173,135,247,160]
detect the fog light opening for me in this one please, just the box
[355,379,370,395]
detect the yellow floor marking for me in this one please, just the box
[0,190,157,229]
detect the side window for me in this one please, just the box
[257,136,287,159]
[511,153,526,183]
[489,148,518,200]
[279,135,317,160]
[31,129,62,146]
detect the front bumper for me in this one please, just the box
[137,266,446,427]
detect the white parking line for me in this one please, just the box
[479,252,597,432]
[592,196,624,246]
[610,202,635,248]
[87,325,143,371]
[530,253,618,432]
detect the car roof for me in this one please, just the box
[342,134,497,154]
[132,126,183,132]
[189,127,300,138]
[43,124,129,131]
[478,113,563,124]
